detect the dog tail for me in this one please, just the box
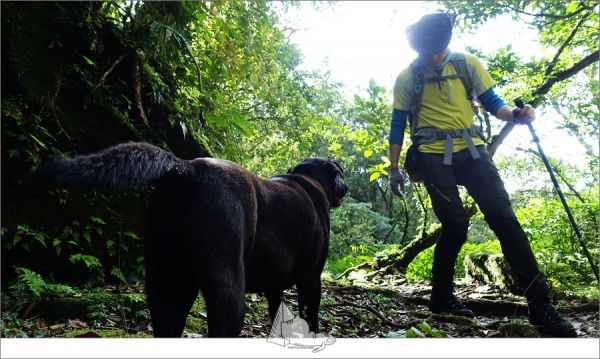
[31,142,193,190]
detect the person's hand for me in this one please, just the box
[389,167,404,197]
[513,104,536,124]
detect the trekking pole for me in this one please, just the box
[515,99,600,282]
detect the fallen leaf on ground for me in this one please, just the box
[68,319,88,329]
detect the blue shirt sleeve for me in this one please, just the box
[389,109,409,145]
[478,88,506,116]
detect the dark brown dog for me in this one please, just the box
[32,142,348,337]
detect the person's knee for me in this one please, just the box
[440,215,469,243]
[485,207,529,248]
[485,207,519,230]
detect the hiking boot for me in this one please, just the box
[528,300,577,337]
[429,293,475,318]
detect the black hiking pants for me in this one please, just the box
[419,146,550,300]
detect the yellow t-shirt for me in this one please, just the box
[393,52,495,153]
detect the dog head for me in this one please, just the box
[288,157,348,207]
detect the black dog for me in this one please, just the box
[32,142,348,337]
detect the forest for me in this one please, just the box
[1,1,598,340]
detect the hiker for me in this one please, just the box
[388,12,576,337]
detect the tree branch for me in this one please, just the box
[487,122,516,157]
[544,11,591,76]
[532,50,600,103]
[506,2,595,20]
[487,50,599,156]
[516,146,585,203]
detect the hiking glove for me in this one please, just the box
[390,168,405,197]
[512,104,536,124]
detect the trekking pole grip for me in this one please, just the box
[514,98,539,141]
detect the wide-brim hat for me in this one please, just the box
[406,13,454,56]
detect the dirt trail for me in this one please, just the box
[240,281,599,338]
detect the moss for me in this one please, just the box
[498,323,541,338]
[464,252,520,295]
[430,313,477,326]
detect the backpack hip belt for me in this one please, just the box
[412,124,484,166]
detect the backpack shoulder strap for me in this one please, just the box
[449,52,474,99]
[409,60,424,135]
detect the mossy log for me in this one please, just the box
[338,203,479,282]
[337,224,442,282]
[464,252,521,295]
[385,224,442,272]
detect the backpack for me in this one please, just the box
[403,52,484,181]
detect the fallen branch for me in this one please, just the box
[335,262,371,280]
[403,295,529,316]
[91,52,128,93]
[560,302,599,313]
[330,285,530,316]
[339,300,404,328]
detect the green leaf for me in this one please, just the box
[406,327,425,338]
[381,156,391,167]
[123,231,140,240]
[90,216,106,225]
[12,233,22,247]
[8,149,20,159]
[369,172,381,182]
[69,254,101,269]
[363,150,373,158]
[81,55,95,66]
[329,142,342,152]
[28,134,46,149]
[111,267,127,283]
[34,233,47,248]
[53,238,62,256]
[565,1,579,12]
[15,267,46,298]
[83,228,92,245]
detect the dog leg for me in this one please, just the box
[146,278,199,338]
[202,267,246,337]
[297,277,322,334]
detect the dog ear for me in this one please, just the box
[324,158,345,178]
[331,161,344,178]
